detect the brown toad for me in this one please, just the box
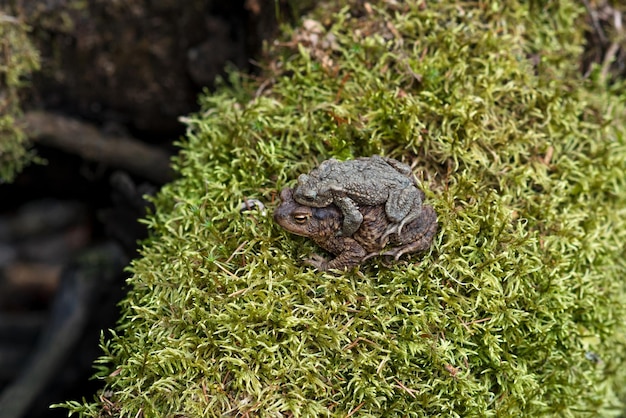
[274,187,437,271]
[293,155,424,237]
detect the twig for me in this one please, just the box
[213,260,240,280]
[600,41,620,80]
[21,111,174,184]
[582,0,607,44]
[394,379,417,398]
[0,13,19,24]
[346,401,365,418]
[600,10,623,82]
[225,241,248,264]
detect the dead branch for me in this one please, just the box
[21,111,175,184]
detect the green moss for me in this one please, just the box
[62,1,626,416]
[0,14,40,183]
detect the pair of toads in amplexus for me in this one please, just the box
[274,155,437,271]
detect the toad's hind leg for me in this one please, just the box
[384,188,424,229]
[380,213,419,246]
[383,206,437,260]
[380,196,422,245]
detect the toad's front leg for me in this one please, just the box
[334,196,363,237]
[306,237,367,271]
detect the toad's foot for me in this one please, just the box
[339,212,363,237]
[304,254,329,270]
[379,223,399,244]
[379,210,422,244]
[383,220,438,260]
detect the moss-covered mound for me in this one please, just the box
[65,1,626,416]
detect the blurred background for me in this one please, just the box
[0,1,308,416]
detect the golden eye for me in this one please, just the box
[294,215,308,224]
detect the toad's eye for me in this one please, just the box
[293,214,309,224]
[301,191,317,201]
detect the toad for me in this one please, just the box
[274,187,437,271]
[293,155,424,237]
